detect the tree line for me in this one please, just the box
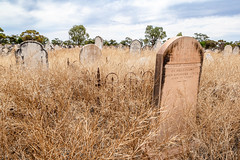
[0,26,239,50]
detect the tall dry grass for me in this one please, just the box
[0,48,239,159]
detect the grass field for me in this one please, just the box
[0,47,239,159]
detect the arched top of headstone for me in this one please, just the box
[130,39,141,54]
[233,46,239,55]
[79,44,102,63]
[223,45,232,55]
[95,36,103,49]
[15,40,48,68]
[157,36,203,64]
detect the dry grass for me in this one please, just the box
[0,48,239,159]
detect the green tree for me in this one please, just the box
[51,38,63,45]
[176,32,182,36]
[0,27,7,44]
[69,25,89,45]
[194,33,209,42]
[20,30,46,44]
[144,25,167,46]
[84,38,95,45]
[120,37,132,46]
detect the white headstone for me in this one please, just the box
[15,40,48,68]
[233,46,240,55]
[130,40,141,54]
[154,39,162,51]
[223,45,232,56]
[205,53,214,62]
[95,36,103,50]
[79,44,102,63]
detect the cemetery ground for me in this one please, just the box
[0,47,239,159]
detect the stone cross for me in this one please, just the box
[130,40,141,54]
[233,46,240,55]
[148,36,203,158]
[15,40,48,68]
[95,36,103,50]
[223,45,232,56]
[79,44,102,63]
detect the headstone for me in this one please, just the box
[45,42,54,51]
[130,40,141,54]
[95,36,103,50]
[15,40,48,68]
[154,39,162,51]
[214,49,220,53]
[148,36,203,158]
[233,46,240,55]
[223,45,232,56]
[55,45,60,50]
[205,53,214,62]
[79,44,102,63]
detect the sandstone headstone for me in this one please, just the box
[223,45,232,55]
[15,40,48,68]
[130,40,141,54]
[233,46,240,55]
[95,36,103,50]
[149,36,203,158]
[79,44,102,63]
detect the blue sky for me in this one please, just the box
[0,0,240,42]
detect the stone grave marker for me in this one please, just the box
[130,40,141,54]
[148,36,203,158]
[79,44,102,63]
[205,53,214,62]
[223,45,232,56]
[95,36,103,50]
[45,42,54,51]
[233,46,239,55]
[154,39,162,51]
[15,40,48,68]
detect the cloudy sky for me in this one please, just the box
[0,0,240,42]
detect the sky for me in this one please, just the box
[0,0,240,42]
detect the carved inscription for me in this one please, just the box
[165,63,201,82]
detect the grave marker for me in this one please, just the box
[223,45,232,55]
[15,40,48,68]
[79,44,102,63]
[233,46,239,55]
[130,40,141,54]
[95,36,103,50]
[154,39,162,51]
[149,36,203,158]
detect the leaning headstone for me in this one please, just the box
[15,40,48,68]
[95,36,103,50]
[223,45,232,56]
[232,46,240,55]
[79,44,102,63]
[148,36,203,158]
[130,40,141,54]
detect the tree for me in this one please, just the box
[176,32,182,36]
[144,25,167,47]
[194,33,209,42]
[84,38,95,45]
[69,25,89,45]
[120,37,132,46]
[51,38,63,46]
[0,27,7,44]
[20,30,46,44]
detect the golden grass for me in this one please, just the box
[0,48,239,159]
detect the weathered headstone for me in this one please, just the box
[233,46,240,55]
[79,44,102,63]
[148,36,203,158]
[223,45,232,56]
[45,42,54,51]
[205,53,214,62]
[15,40,48,68]
[154,39,162,51]
[95,36,103,50]
[130,40,141,54]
